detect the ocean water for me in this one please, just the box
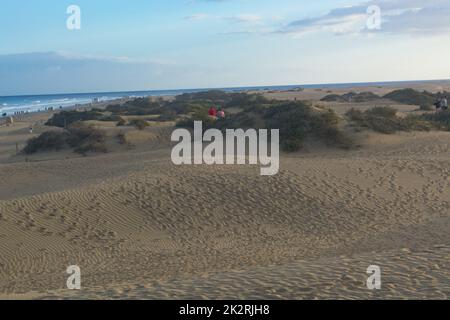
[0,80,442,116]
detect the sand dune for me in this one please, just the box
[0,123,448,298]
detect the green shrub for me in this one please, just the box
[383,89,435,107]
[46,110,105,128]
[343,92,380,102]
[400,115,432,132]
[366,106,398,118]
[321,94,346,102]
[346,108,365,122]
[263,103,312,152]
[23,124,107,155]
[23,131,68,154]
[130,119,149,130]
[262,102,355,151]
[321,92,380,103]
[367,116,401,134]
[66,124,107,155]
[346,106,437,133]
[346,107,399,133]
[106,99,163,116]
[422,110,450,131]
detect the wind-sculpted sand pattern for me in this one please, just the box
[17,245,450,300]
[0,131,449,299]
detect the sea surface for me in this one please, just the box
[0,80,444,116]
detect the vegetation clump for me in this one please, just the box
[23,131,69,154]
[346,106,433,134]
[321,92,380,103]
[24,123,107,155]
[177,100,355,152]
[129,119,149,130]
[46,110,105,128]
[422,110,450,131]
[383,89,436,107]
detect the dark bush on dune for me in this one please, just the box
[226,93,270,109]
[383,89,436,107]
[106,98,164,116]
[400,115,433,132]
[215,112,265,131]
[129,119,149,130]
[66,124,106,148]
[264,103,313,151]
[46,110,105,128]
[346,107,401,134]
[177,100,355,152]
[321,92,380,103]
[175,110,216,129]
[342,92,380,102]
[23,131,69,154]
[422,110,450,131]
[65,123,107,155]
[24,124,107,155]
[346,106,433,134]
[175,90,231,103]
[174,90,271,110]
[264,102,354,151]
[321,94,346,102]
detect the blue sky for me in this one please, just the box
[0,0,449,95]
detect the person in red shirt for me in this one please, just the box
[208,106,217,117]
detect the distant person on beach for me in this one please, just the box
[208,106,217,118]
[29,126,33,134]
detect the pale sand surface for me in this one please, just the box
[4,245,448,300]
[0,83,449,300]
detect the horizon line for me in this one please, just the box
[1,78,450,99]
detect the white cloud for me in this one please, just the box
[279,0,450,37]
[184,13,210,21]
[226,14,262,24]
[56,51,176,66]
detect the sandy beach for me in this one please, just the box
[0,83,449,300]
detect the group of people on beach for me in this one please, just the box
[208,106,226,119]
[435,95,448,111]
